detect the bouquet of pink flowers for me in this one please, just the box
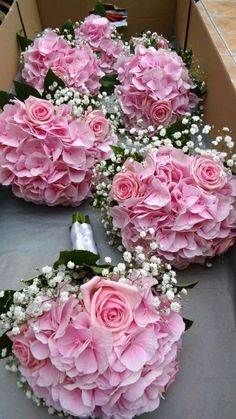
[93,116,236,268]
[75,14,125,75]
[0,213,190,418]
[22,29,103,96]
[115,45,199,130]
[0,77,117,206]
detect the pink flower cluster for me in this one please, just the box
[115,45,198,129]
[0,96,116,206]
[75,14,124,74]
[110,147,236,268]
[22,30,103,95]
[10,276,184,419]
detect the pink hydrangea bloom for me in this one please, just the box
[9,277,184,419]
[75,14,125,74]
[22,29,103,95]
[110,147,236,268]
[115,45,198,129]
[0,96,116,206]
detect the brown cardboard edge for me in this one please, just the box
[187,1,236,144]
[17,0,42,39]
[175,0,191,49]
[0,1,23,90]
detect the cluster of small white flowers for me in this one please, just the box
[46,86,119,133]
[53,27,77,47]
[113,112,236,166]
[99,253,184,315]
[130,31,170,50]
[0,262,83,335]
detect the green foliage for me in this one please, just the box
[94,0,106,17]
[13,80,41,101]
[59,19,75,38]
[16,33,33,52]
[166,119,191,149]
[177,280,199,291]
[72,212,90,225]
[100,74,119,95]
[0,92,15,110]
[0,332,12,359]
[0,291,15,316]
[43,69,66,99]
[179,49,193,69]
[53,250,100,270]
[183,318,194,331]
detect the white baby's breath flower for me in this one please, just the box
[41,266,52,275]
[170,302,181,312]
[67,261,75,269]
[150,242,158,250]
[152,296,160,308]
[117,263,126,272]
[123,251,132,263]
[12,326,20,335]
[166,290,175,301]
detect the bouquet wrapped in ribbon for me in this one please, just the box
[0,213,193,418]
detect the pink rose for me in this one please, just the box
[80,276,141,337]
[192,156,226,192]
[147,99,173,126]
[111,171,140,202]
[24,96,55,126]
[9,326,38,368]
[85,110,109,141]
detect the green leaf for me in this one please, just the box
[16,33,33,52]
[43,69,66,99]
[91,264,111,274]
[0,332,12,358]
[177,280,199,290]
[59,19,75,39]
[100,74,119,95]
[94,0,106,17]
[0,290,15,316]
[183,318,194,331]
[13,80,41,101]
[0,91,15,110]
[111,145,125,155]
[72,212,90,225]
[53,250,100,269]
[179,49,193,69]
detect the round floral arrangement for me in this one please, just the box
[0,82,117,206]
[75,14,126,75]
[0,213,189,419]
[21,29,103,95]
[93,116,236,268]
[115,45,199,130]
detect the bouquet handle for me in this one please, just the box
[70,212,98,254]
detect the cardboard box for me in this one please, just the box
[0,0,189,91]
[186,1,236,150]
[36,0,177,40]
[1,0,236,141]
[0,1,23,90]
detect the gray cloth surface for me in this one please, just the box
[0,185,236,419]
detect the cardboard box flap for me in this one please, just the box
[0,0,23,90]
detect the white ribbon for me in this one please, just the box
[71,221,98,254]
